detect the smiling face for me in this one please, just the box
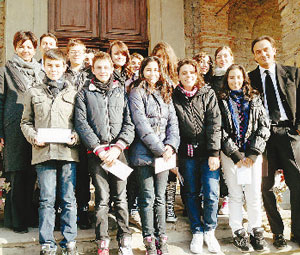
[215,49,233,69]
[179,64,197,91]
[143,60,160,86]
[44,58,66,81]
[198,55,211,75]
[15,40,36,62]
[227,68,244,91]
[131,57,142,72]
[68,45,86,66]
[111,45,127,68]
[253,39,276,69]
[92,59,114,83]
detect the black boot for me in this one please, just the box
[166,181,177,223]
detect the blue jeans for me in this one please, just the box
[36,160,77,249]
[137,165,169,237]
[179,158,219,233]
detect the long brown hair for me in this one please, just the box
[193,52,213,84]
[177,59,204,89]
[218,64,259,100]
[137,56,173,104]
[151,41,178,86]
[108,40,133,77]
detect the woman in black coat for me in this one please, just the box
[0,31,43,233]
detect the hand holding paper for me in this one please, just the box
[101,159,133,181]
[162,145,173,161]
[155,154,176,174]
[101,146,122,166]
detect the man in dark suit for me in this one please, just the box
[248,35,300,249]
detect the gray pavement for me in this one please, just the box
[0,197,299,255]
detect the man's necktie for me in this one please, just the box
[265,70,281,122]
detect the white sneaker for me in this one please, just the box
[204,230,221,253]
[190,233,203,254]
[219,196,229,215]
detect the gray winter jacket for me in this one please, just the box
[74,78,135,151]
[129,86,180,166]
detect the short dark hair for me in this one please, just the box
[40,33,58,46]
[43,48,66,65]
[13,30,38,49]
[251,35,276,54]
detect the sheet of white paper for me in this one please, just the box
[155,154,176,174]
[236,165,252,185]
[37,128,72,143]
[101,160,133,181]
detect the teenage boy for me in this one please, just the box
[39,33,58,66]
[65,38,92,229]
[74,51,135,255]
[21,48,79,255]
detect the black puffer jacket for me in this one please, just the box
[219,95,270,163]
[129,85,180,166]
[74,77,135,151]
[172,85,221,159]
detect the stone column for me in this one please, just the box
[148,0,185,58]
[5,0,48,61]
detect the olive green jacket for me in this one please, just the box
[21,81,79,165]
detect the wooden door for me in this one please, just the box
[48,0,148,51]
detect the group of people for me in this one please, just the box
[0,30,300,255]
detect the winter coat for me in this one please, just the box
[0,60,44,172]
[74,78,135,151]
[172,85,221,159]
[20,80,79,165]
[219,95,270,163]
[129,85,180,166]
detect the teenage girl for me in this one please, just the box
[151,42,179,222]
[193,52,213,85]
[218,64,270,252]
[108,40,133,90]
[129,56,180,255]
[172,59,222,254]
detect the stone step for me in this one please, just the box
[1,208,299,255]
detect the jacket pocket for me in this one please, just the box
[32,95,48,120]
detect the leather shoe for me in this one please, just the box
[273,234,287,249]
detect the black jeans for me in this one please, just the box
[262,126,300,241]
[76,145,90,209]
[88,153,131,240]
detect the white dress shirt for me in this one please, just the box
[259,64,288,121]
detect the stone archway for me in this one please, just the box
[228,0,282,71]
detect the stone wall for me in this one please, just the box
[184,0,283,71]
[0,0,5,66]
[228,0,283,71]
[279,0,300,67]
[184,0,230,58]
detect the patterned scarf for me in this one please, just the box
[179,85,199,157]
[46,77,67,98]
[228,89,250,151]
[6,54,42,92]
